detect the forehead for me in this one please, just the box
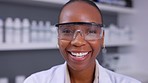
[59,1,102,24]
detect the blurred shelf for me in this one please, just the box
[105,40,135,47]
[0,43,57,51]
[0,40,134,51]
[36,0,136,14]
[39,0,136,14]
[1,0,136,14]
[0,0,136,51]
[96,3,136,14]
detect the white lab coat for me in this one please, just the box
[24,60,141,83]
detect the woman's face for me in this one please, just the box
[58,2,104,71]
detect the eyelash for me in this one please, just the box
[88,30,97,34]
[62,29,73,33]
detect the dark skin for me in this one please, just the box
[58,1,104,83]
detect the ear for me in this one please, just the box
[101,30,105,48]
[57,37,60,48]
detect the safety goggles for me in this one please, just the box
[55,22,104,41]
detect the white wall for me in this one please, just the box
[118,0,148,82]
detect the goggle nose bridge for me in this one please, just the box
[73,30,84,39]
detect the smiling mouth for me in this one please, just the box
[69,51,89,58]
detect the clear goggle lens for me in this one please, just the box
[55,22,104,41]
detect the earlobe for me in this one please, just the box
[57,39,60,48]
[102,30,105,47]
[102,30,107,54]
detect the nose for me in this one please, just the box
[71,32,87,47]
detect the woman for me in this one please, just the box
[24,0,141,83]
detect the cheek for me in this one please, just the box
[89,40,102,57]
[58,40,70,59]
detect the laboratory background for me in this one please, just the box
[0,0,148,83]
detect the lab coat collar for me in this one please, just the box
[97,61,112,83]
[64,60,112,83]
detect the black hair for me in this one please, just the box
[58,0,103,23]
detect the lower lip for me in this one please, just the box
[69,52,91,61]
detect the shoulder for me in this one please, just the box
[104,68,141,83]
[23,64,65,83]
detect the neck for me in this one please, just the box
[68,61,96,83]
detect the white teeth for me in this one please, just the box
[71,52,88,57]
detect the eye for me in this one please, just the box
[87,25,101,35]
[62,29,73,34]
[89,30,97,34]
